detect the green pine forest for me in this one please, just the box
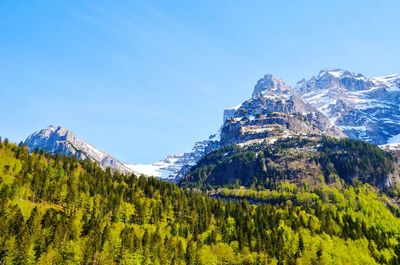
[1,137,400,264]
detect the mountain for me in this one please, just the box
[24,125,219,180]
[23,73,346,180]
[125,134,220,180]
[131,74,345,180]
[182,72,400,191]
[295,68,400,145]
[24,125,133,174]
[23,69,400,180]
[179,69,400,182]
[220,74,345,146]
[9,71,400,264]
[137,74,345,180]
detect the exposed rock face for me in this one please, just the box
[24,125,133,173]
[220,74,345,145]
[295,69,400,145]
[252,74,292,98]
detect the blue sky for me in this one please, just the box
[1,0,400,163]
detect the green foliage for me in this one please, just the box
[182,137,395,190]
[0,139,399,264]
[318,137,394,185]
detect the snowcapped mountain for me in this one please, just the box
[24,69,400,180]
[126,134,220,181]
[23,73,346,180]
[136,74,344,180]
[24,125,220,181]
[146,74,344,179]
[220,74,345,146]
[295,69,400,145]
[25,125,133,173]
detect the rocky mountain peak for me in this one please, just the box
[25,125,76,153]
[221,73,345,146]
[25,125,133,174]
[298,68,377,94]
[252,74,292,98]
[318,68,363,78]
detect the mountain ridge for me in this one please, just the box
[24,125,134,174]
[23,68,400,179]
[24,125,220,180]
[295,68,400,144]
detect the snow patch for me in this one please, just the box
[388,133,400,144]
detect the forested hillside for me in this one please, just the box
[182,137,396,190]
[1,137,400,264]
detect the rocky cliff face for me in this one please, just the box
[220,74,345,146]
[295,69,400,145]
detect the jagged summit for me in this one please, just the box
[252,74,292,98]
[26,125,78,153]
[221,74,345,146]
[316,68,400,86]
[297,68,376,94]
[318,68,365,78]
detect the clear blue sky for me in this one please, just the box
[1,0,399,163]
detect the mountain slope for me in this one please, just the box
[24,125,219,180]
[182,137,398,190]
[125,135,219,180]
[295,69,400,145]
[24,125,133,174]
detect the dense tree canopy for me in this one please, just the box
[182,137,395,190]
[0,138,400,264]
